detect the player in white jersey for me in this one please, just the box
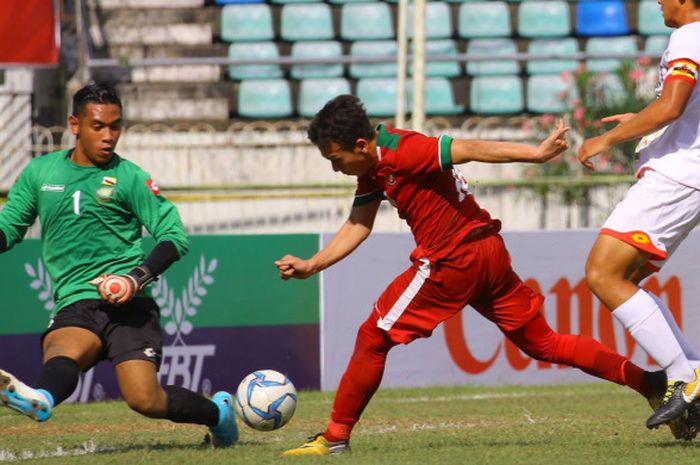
[577,0,700,434]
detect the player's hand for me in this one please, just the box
[89,274,138,305]
[535,119,570,162]
[275,255,316,280]
[577,135,611,170]
[601,113,637,126]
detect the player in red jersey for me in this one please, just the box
[276,95,669,455]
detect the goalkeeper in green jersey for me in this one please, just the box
[0,83,237,447]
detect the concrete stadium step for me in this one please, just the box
[88,0,205,9]
[117,83,232,122]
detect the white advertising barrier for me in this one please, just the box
[321,230,700,390]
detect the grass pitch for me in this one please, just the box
[1,383,698,464]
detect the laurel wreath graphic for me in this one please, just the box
[25,259,55,312]
[152,254,217,346]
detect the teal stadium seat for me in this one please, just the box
[638,0,673,36]
[356,78,398,117]
[586,36,637,72]
[221,4,273,42]
[298,78,351,117]
[280,3,334,41]
[272,0,323,4]
[407,78,464,115]
[526,38,578,75]
[458,1,511,38]
[645,35,669,56]
[349,40,397,78]
[470,76,523,115]
[341,3,394,41]
[227,42,282,80]
[290,41,343,79]
[408,2,452,39]
[466,39,519,76]
[238,79,292,118]
[527,75,576,113]
[329,0,376,3]
[518,0,570,38]
[411,40,461,78]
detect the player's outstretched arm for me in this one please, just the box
[578,78,693,170]
[450,120,569,165]
[275,199,381,280]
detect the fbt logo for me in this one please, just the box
[443,276,681,374]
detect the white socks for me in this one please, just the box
[648,291,700,364]
[613,289,695,382]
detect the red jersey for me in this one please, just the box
[354,124,500,261]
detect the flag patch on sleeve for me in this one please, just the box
[145,178,160,195]
[667,59,698,84]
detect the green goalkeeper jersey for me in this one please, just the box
[0,149,189,313]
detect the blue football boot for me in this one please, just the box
[208,391,238,447]
[0,369,52,422]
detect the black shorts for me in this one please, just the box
[41,298,163,369]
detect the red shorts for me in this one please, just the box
[373,233,543,344]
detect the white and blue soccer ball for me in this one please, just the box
[233,369,297,431]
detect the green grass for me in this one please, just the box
[1,383,698,464]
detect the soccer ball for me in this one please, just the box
[233,369,297,431]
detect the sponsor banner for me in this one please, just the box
[0,0,59,65]
[0,234,321,400]
[321,230,700,390]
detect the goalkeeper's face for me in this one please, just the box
[69,103,123,166]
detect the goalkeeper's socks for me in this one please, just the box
[35,356,79,406]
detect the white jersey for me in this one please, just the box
[635,21,700,189]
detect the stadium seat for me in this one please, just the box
[298,78,351,117]
[280,3,334,41]
[465,39,519,76]
[638,0,673,36]
[349,40,397,78]
[526,38,578,75]
[470,75,523,115]
[408,2,452,39]
[329,0,376,3]
[644,35,669,56]
[238,79,293,118]
[341,3,394,41]
[216,0,264,4]
[411,39,461,78]
[575,0,629,37]
[272,0,323,3]
[458,1,511,38]
[407,78,464,115]
[221,4,274,42]
[227,42,283,80]
[290,41,343,79]
[356,77,398,117]
[526,75,576,113]
[518,0,570,38]
[585,36,637,72]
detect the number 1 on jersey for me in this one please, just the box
[72,190,81,215]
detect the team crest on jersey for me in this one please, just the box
[96,177,117,202]
[146,178,160,195]
[387,174,396,186]
[102,176,117,186]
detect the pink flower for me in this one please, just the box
[629,69,643,81]
[560,70,572,82]
[637,56,652,66]
[540,113,555,125]
[574,107,585,121]
[577,62,586,73]
[613,164,625,174]
[521,120,532,131]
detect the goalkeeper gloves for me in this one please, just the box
[89,265,155,305]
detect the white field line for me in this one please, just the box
[0,441,116,462]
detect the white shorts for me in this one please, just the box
[601,169,700,271]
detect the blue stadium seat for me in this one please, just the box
[290,41,343,79]
[227,42,283,80]
[238,79,293,118]
[526,38,578,75]
[638,0,673,36]
[356,78,398,117]
[458,1,511,38]
[527,75,576,113]
[575,0,629,37]
[280,3,334,41]
[407,78,464,115]
[586,36,637,72]
[349,40,397,78]
[466,39,519,76]
[298,78,351,117]
[518,0,570,38]
[411,39,461,78]
[470,76,523,115]
[408,2,452,39]
[221,4,274,42]
[341,3,394,41]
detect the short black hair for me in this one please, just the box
[72,82,122,117]
[308,95,376,152]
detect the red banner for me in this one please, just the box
[0,0,59,65]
